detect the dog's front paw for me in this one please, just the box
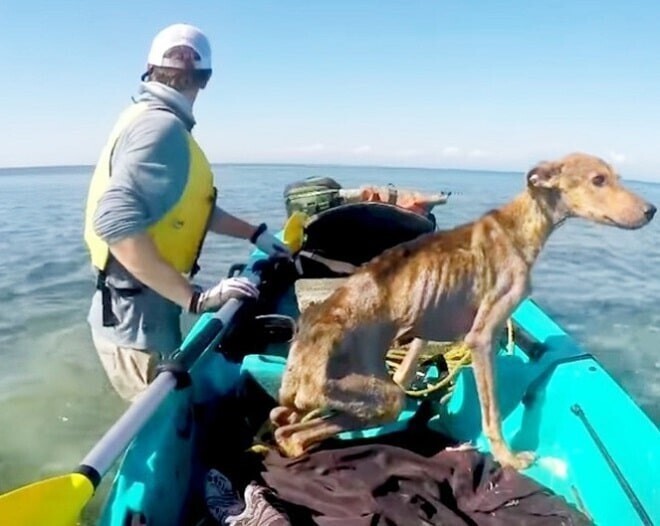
[495,450,536,471]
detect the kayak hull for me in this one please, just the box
[97,247,660,526]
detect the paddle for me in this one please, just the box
[282,210,308,253]
[0,265,264,526]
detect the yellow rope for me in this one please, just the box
[386,319,515,400]
[246,319,515,455]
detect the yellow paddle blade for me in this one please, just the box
[283,211,308,253]
[0,472,94,526]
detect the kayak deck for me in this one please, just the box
[97,253,660,526]
[238,294,659,525]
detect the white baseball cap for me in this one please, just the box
[147,23,212,70]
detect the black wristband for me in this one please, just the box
[250,223,268,244]
[188,290,201,314]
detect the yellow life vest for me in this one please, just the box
[83,101,217,278]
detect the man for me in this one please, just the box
[83,23,291,402]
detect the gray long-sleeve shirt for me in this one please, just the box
[87,81,201,356]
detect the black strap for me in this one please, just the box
[250,222,268,244]
[155,360,192,389]
[96,270,118,327]
[95,262,143,327]
[188,289,202,314]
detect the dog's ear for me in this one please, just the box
[526,161,562,189]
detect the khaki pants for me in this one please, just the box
[91,330,161,403]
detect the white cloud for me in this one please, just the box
[441,146,461,156]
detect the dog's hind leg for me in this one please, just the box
[274,373,405,457]
[273,412,361,457]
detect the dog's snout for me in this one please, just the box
[644,203,657,221]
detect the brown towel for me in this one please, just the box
[257,429,592,526]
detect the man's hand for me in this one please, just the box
[188,277,259,314]
[250,223,293,260]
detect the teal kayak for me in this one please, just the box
[96,204,659,526]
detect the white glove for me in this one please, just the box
[188,277,259,314]
[250,223,292,260]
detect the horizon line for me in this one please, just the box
[0,160,519,175]
[0,160,656,186]
[0,161,548,180]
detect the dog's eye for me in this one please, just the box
[592,174,606,187]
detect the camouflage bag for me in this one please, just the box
[283,176,344,217]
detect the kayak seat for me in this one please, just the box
[239,353,423,440]
[240,354,287,401]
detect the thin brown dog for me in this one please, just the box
[269,153,656,470]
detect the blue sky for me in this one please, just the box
[1,0,659,180]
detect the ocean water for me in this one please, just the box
[0,163,658,521]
